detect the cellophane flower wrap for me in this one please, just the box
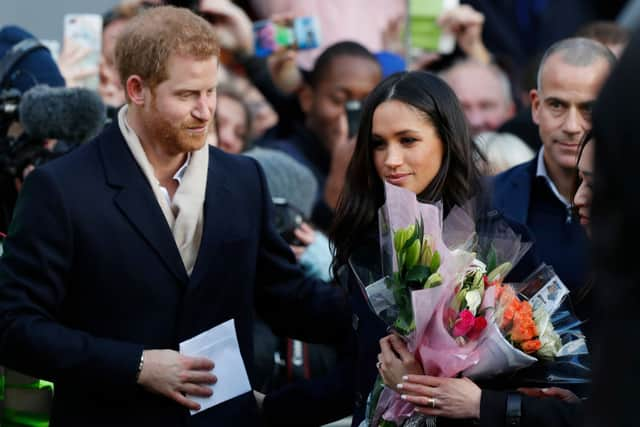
[471,264,590,394]
[364,189,537,426]
[360,184,473,427]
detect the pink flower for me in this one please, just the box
[467,316,488,340]
[452,309,475,337]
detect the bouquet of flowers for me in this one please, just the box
[359,184,473,426]
[362,186,533,426]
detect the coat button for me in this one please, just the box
[352,314,359,331]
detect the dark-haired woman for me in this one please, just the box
[330,69,486,426]
[331,70,582,427]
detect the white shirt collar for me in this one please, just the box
[535,147,571,208]
[172,152,191,185]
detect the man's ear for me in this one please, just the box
[126,75,146,106]
[298,84,314,114]
[530,89,541,126]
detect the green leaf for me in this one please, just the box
[406,265,431,283]
[472,270,484,290]
[487,262,512,283]
[486,246,498,274]
[454,288,467,312]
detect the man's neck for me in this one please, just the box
[126,107,186,186]
[543,151,576,201]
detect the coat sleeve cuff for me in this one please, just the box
[479,389,507,427]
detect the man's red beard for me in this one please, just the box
[143,99,210,155]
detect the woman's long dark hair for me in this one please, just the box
[572,129,594,206]
[330,71,483,272]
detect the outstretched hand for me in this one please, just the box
[199,0,254,55]
[438,5,491,64]
[518,387,581,403]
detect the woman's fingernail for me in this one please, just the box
[402,375,408,381]
[397,383,403,389]
[401,394,407,400]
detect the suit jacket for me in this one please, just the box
[492,158,588,294]
[0,123,349,427]
[491,159,536,225]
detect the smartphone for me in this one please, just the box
[345,100,362,139]
[408,0,458,54]
[271,197,305,245]
[253,16,321,57]
[63,14,103,89]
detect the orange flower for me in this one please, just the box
[500,297,520,330]
[511,301,538,342]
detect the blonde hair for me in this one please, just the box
[115,6,219,91]
[475,132,535,175]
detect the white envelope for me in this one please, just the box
[179,319,251,415]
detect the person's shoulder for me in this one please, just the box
[492,159,536,189]
[38,137,100,181]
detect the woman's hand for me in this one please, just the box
[377,334,423,388]
[398,374,481,420]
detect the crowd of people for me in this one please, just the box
[0,0,638,426]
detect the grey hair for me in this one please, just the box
[536,37,617,91]
[440,59,513,107]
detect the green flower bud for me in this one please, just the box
[424,272,443,288]
[404,239,421,270]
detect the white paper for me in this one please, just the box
[179,319,251,415]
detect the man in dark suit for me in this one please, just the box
[492,37,614,293]
[0,7,347,427]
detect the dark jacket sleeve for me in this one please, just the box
[261,342,354,427]
[0,168,142,390]
[479,390,584,427]
[252,159,350,345]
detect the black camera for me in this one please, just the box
[272,197,305,245]
[0,88,62,180]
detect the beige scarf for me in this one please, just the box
[118,105,208,276]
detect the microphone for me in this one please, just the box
[19,85,107,144]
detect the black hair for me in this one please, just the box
[306,41,379,87]
[572,129,594,206]
[330,70,483,271]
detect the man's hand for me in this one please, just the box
[518,387,581,403]
[438,5,491,64]
[199,0,254,56]
[137,349,217,410]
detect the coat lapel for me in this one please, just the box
[500,160,536,224]
[98,124,189,285]
[189,148,233,287]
